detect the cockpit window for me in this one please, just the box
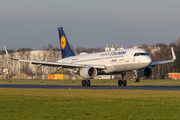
[141,53,145,55]
[145,53,149,55]
[134,52,149,56]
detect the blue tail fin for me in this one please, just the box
[58,27,75,58]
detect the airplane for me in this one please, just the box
[4,27,176,86]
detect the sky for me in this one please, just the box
[1,0,180,50]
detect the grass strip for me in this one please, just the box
[0,88,180,119]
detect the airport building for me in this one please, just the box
[105,44,125,51]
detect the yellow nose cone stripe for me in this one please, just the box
[60,36,66,50]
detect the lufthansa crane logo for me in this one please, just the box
[60,36,66,50]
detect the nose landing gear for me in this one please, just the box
[133,70,140,82]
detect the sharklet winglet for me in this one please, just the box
[4,46,19,61]
[171,47,176,60]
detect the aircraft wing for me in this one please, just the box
[4,46,106,69]
[150,47,176,67]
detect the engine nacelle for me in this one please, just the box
[79,67,97,79]
[138,67,152,79]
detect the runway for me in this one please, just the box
[0,84,180,90]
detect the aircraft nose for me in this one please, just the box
[145,56,152,65]
[140,56,152,66]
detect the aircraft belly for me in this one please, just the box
[113,62,150,72]
[113,63,135,71]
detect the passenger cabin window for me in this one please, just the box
[134,53,149,56]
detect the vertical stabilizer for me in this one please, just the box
[58,27,75,58]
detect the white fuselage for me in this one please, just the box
[57,48,152,74]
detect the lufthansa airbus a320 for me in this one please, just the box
[4,27,176,86]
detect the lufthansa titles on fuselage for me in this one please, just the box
[100,51,126,57]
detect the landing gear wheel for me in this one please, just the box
[118,80,123,86]
[135,78,140,82]
[86,80,91,86]
[82,80,86,86]
[123,80,127,86]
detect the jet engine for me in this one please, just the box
[138,67,152,79]
[79,67,97,79]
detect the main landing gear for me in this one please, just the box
[118,72,127,86]
[81,80,91,86]
[118,80,127,86]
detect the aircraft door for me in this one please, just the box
[124,51,129,62]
